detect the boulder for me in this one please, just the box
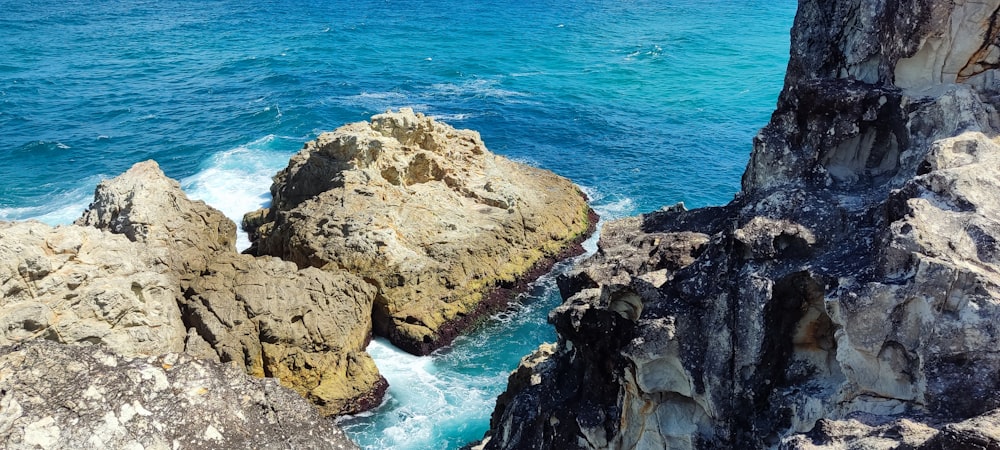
[0,221,185,357]
[0,340,358,449]
[244,108,595,355]
[481,1,1000,449]
[76,161,385,415]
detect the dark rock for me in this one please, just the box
[480,1,1000,449]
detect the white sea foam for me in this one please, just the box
[428,112,473,122]
[429,79,527,101]
[579,184,637,221]
[578,184,637,253]
[341,91,419,111]
[341,338,507,449]
[342,266,565,449]
[182,135,291,251]
[3,176,104,226]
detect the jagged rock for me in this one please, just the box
[482,1,1000,449]
[780,409,1000,450]
[0,340,358,449]
[244,108,595,355]
[0,221,185,356]
[75,159,236,281]
[76,161,385,415]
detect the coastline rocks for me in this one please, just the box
[75,161,385,416]
[244,108,594,355]
[481,1,1000,449]
[0,340,358,449]
[0,221,185,357]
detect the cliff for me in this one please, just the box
[244,108,596,355]
[481,1,1000,449]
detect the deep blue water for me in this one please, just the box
[0,1,796,448]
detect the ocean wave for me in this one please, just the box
[1,176,104,226]
[181,135,292,251]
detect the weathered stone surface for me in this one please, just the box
[245,108,595,355]
[780,409,1000,450]
[76,161,385,415]
[75,160,237,281]
[182,254,385,416]
[0,340,358,449]
[482,1,1000,449]
[0,221,185,357]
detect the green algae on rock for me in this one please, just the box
[244,109,595,355]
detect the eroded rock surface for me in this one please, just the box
[0,340,358,449]
[0,221,185,357]
[481,1,1000,449]
[245,108,595,354]
[74,161,385,415]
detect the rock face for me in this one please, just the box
[244,108,595,355]
[74,161,385,416]
[0,221,185,357]
[0,340,358,449]
[481,1,1000,449]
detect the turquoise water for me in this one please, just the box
[1,1,796,448]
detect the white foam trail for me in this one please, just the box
[183,135,291,251]
[577,184,638,253]
[429,79,528,101]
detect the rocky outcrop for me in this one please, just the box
[0,221,185,357]
[74,161,385,416]
[244,108,595,355]
[0,340,358,449]
[481,1,1000,449]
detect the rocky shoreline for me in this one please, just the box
[478,1,1000,449]
[0,111,594,447]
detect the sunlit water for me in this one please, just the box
[1,1,796,447]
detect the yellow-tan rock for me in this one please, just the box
[245,108,595,354]
[76,161,385,415]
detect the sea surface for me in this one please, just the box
[0,1,796,448]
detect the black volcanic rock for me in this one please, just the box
[480,1,1000,449]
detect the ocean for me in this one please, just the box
[0,1,796,448]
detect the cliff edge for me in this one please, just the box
[481,1,1000,448]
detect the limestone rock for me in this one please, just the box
[245,108,595,355]
[0,221,185,356]
[75,160,236,280]
[482,1,1000,449]
[0,340,358,449]
[76,161,385,415]
[182,254,386,416]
